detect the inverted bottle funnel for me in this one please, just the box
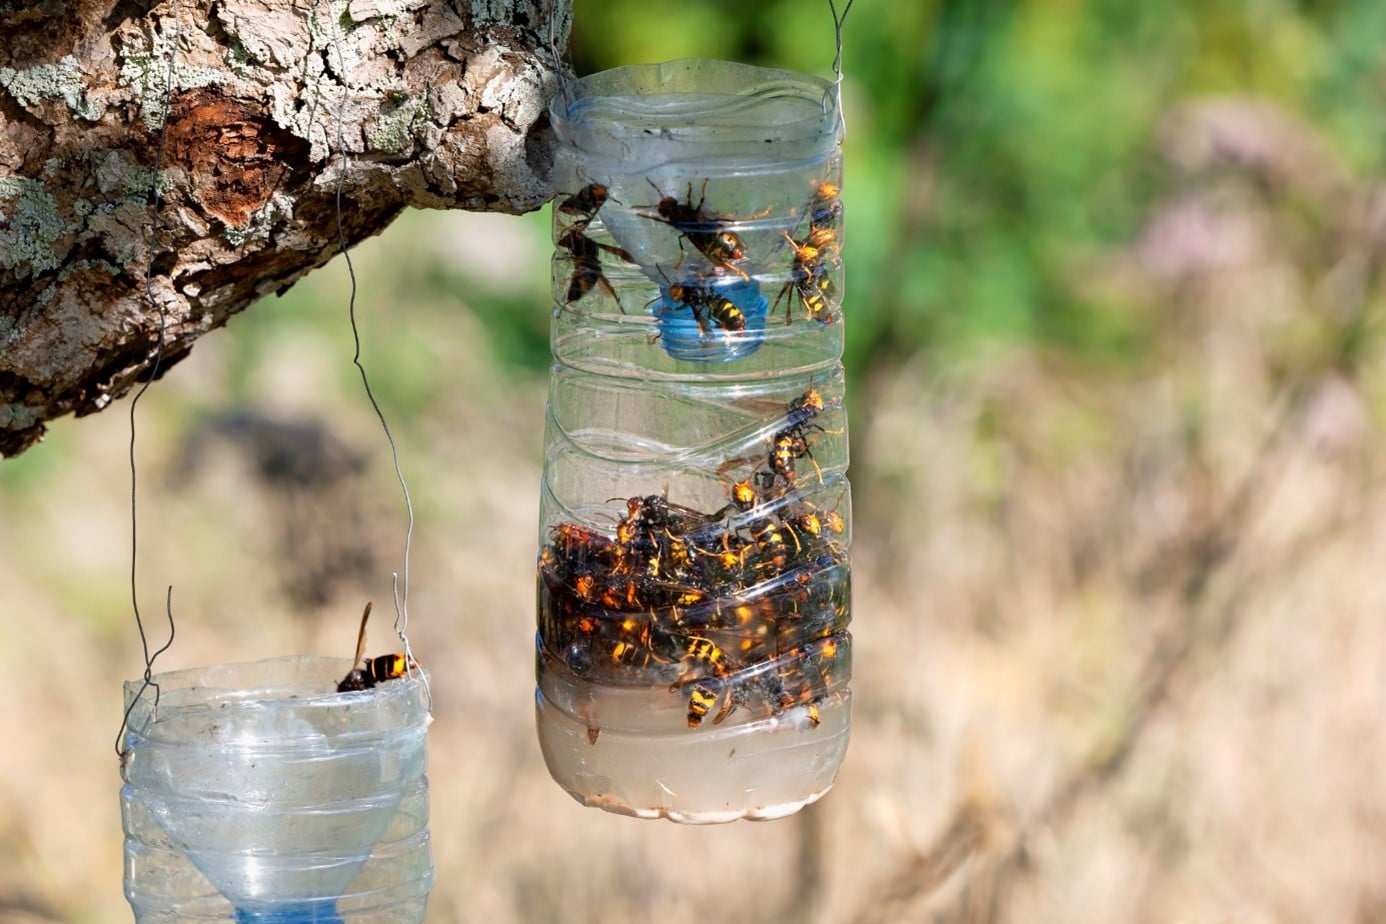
[121,656,433,922]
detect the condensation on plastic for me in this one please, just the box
[537,59,852,823]
[120,656,434,923]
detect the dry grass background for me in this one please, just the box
[3,100,1386,923]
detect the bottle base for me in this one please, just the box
[535,682,850,824]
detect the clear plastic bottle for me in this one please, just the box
[120,656,434,922]
[536,59,852,823]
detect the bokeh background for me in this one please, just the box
[4,1,1386,920]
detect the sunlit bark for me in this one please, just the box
[0,0,567,456]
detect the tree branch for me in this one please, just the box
[0,0,569,456]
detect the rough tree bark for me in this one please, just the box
[0,0,569,457]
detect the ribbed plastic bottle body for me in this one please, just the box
[535,60,852,823]
[120,657,434,922]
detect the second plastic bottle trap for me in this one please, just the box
[536,58,853,823]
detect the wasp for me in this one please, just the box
[641,179,752,278]
[706,477,760,525]
[686,682,723,727]
[807,179,842,234]
[764,386,833,488]
[555,182,630,308]
[547,521,618,579]
[718,386,834,496]
[557,218,633,309]
[651,528,695,579]
[609,496,665,573]
[660,582,708,609]
[693,530,755,590]
[608,617,677,670]
[614,515,643,550]
[677,634,738,727]
[703,542,748,576]
[785,510,825,539]
[783,386,830,436]
[572,573,599,602]
[655,278,748,334]
[680,635,731,678]
[729,479,759,511]
[551,522,613,559]
[712,598,776,660]
[624,492,721,537]
[337,602,417,693]
[768,636,848,728]
[774,228,840,325]
[359,652,412,685]
[557,182,612,221]
[683,672,767,728]
[750,518,795,573]
[770,429,816,486]
[599,575,646,610]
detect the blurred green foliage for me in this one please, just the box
[558,0,1386,382]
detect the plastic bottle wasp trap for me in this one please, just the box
[120,656,434,922]
[114,10,435,908]
[536,56,853,822]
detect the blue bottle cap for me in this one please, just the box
[650,275,768,362]
[235,899,343,923]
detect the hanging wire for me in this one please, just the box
[830,0,855,81]
[824,0,855,123]
[116,2,182,761]
[321,0,429,706]
[546,0,574,107]
[544,0,573,201]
